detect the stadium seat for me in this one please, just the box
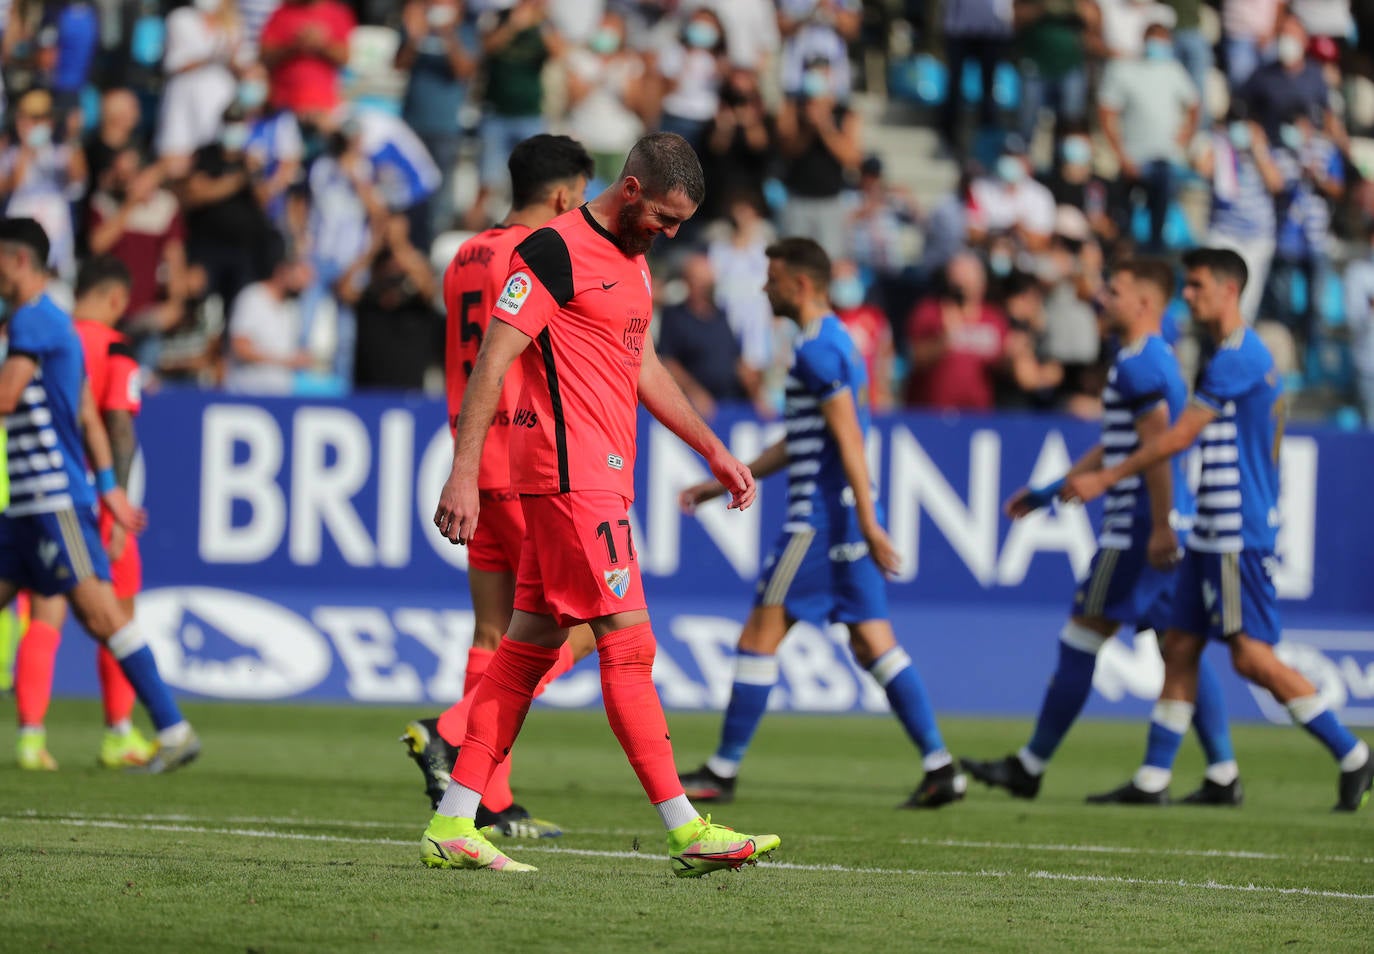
[430,230,476,276]
[1129,198,1196,250]
[348,26,401,83]
[886,55,1019,108]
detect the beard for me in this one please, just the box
[615,201,657,257]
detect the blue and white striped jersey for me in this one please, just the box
[1098,335,1194,549]
[1190,327,1283,553]
[2,293,95,516]
[782,314,870,533]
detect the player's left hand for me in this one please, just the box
[104,488,147,535]
[1147,524,1182,571]
[709,452,756,511]
[1061,472,1109,506]
[863,523,902,578]
[434,473,480,545]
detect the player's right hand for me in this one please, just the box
[864,523,902,578]
[434,474,480,545]
[104,488,147,535]
[1004,487,1034,519]
[708,453,756,511]
[679,480,725,514]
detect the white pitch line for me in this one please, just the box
[10,810,1373,867]
[4,815,1372,901]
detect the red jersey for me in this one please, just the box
[494,206,651,501]
[76,320,141,417]
[259,1,355,114]
[444,223,531,490]
[904,299,1007,410]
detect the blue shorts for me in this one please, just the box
[1071,544,1177,633]
[0,506,111,597]
[754,524,888,626]
[1169,548,1280,645]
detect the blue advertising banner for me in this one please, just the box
[49,390,1374,725]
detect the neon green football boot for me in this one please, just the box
[17,730,57,771]
[421,815,537,872]
[100,726,157,768]
[667,815,780,878]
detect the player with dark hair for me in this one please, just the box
[401,135,597,838]
[962,259,1240,804]
[676,237,966,809]
[1066,247,1373,810]
[13,255,158,770]
[0,218,199,774]
[424,133,779,875]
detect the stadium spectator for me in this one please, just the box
[700,0,781,73]
[238,61,304,227]
[1193,111,1283,323]
[563,10,650,185]
[1045,122,1123,244]
[82,88,145,211]
[656,253,756,419]
[259,0,355,124]
[470,0,560,228]
[157,0,246,178]
[395,0,478,239]
[45,0,100,120]
[777,0,859,100]
[1097,0,1175,59]
[916,165,974,283]
[844,154,919,290]
[653,7,727,152]
[337,210,441,391]
[1097,22,1199,253]
[1167,0,1212,118]
[349,106,441,248]
[1013,0,1097,151]
[969,138,1056,252]
[832,257,896,411]
[698,65,773,225]
[1240,12,1333,141]
[705,194,776,402]
[224,232,313,394]
[1344,223,1374,423]
[87,144,189,349]
[777,55,862,260]
[0,89,86,278]
[239,0,284,54]
[1221,0,1283,86]
[905,252,1009,410]
[997,269,1066,410]
[939,0,1013,150]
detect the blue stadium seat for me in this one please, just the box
[79,85,100,133]
[887,54,946,105]
[1129,199,1196,249]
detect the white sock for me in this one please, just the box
[109,719,133,736]
[1017,747,1047,777]
[1205,760,1239,785]
[656,794,699,831]
[923,750,953,772]
[1286,694,1326,724]
[107,622,146,660]
[705,755,740,779]
[1133,764,1172,793]
[1341,740,1370,772]
[157,721,191,748]
[436,782,481,819]
[1151,699,1195,734]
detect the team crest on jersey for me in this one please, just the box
[604,568,631,599]
[496,271,532,314]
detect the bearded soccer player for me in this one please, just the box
[401,135,598,838]
[0,217,198,774]
[425,133,779,875]
[14,256,156,770]
[1066,247,1372,810]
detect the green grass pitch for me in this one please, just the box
[1,700,1370,953]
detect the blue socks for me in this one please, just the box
[1192,654,1236,767]
[709,650,778,775]
[1288,695,1363,764]
[869,647,949,767]
[108,624,185,732]
[1026,640,1098,763]
[1134,699,1192,792]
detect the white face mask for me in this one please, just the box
[194,0,223,14]
[427,5,457,29]
[1277,34,1305,66]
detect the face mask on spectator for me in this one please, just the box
[685,21,719,49]
[222,123,250,152]
[24,124,51,149]
[1061,136,1092,167]
[1228,121,1251,151]
[238,80,269,109]
[1143,38,1173,61]
[989,251,1013,277]
[589,28,621,54]
[1280,124,1304,150]
[1277,34,1305,66]
[195,0,223,13]
[997,155,1025,185]
[801,68,830,99]
[427,5,457,29]
[830,276,865,310]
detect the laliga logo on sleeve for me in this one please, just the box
[496,271,532,314]
[604,567,631,599]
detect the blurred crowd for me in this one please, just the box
[1,0,1373,424]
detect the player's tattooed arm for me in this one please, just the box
[104,409,137,489]
[436,317,531,544]
[1064,404,1213,505]
[639,335,756,510]
[679,439,787,513]
[79,381,146,533]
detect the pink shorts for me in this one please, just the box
[467,490,525,574]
